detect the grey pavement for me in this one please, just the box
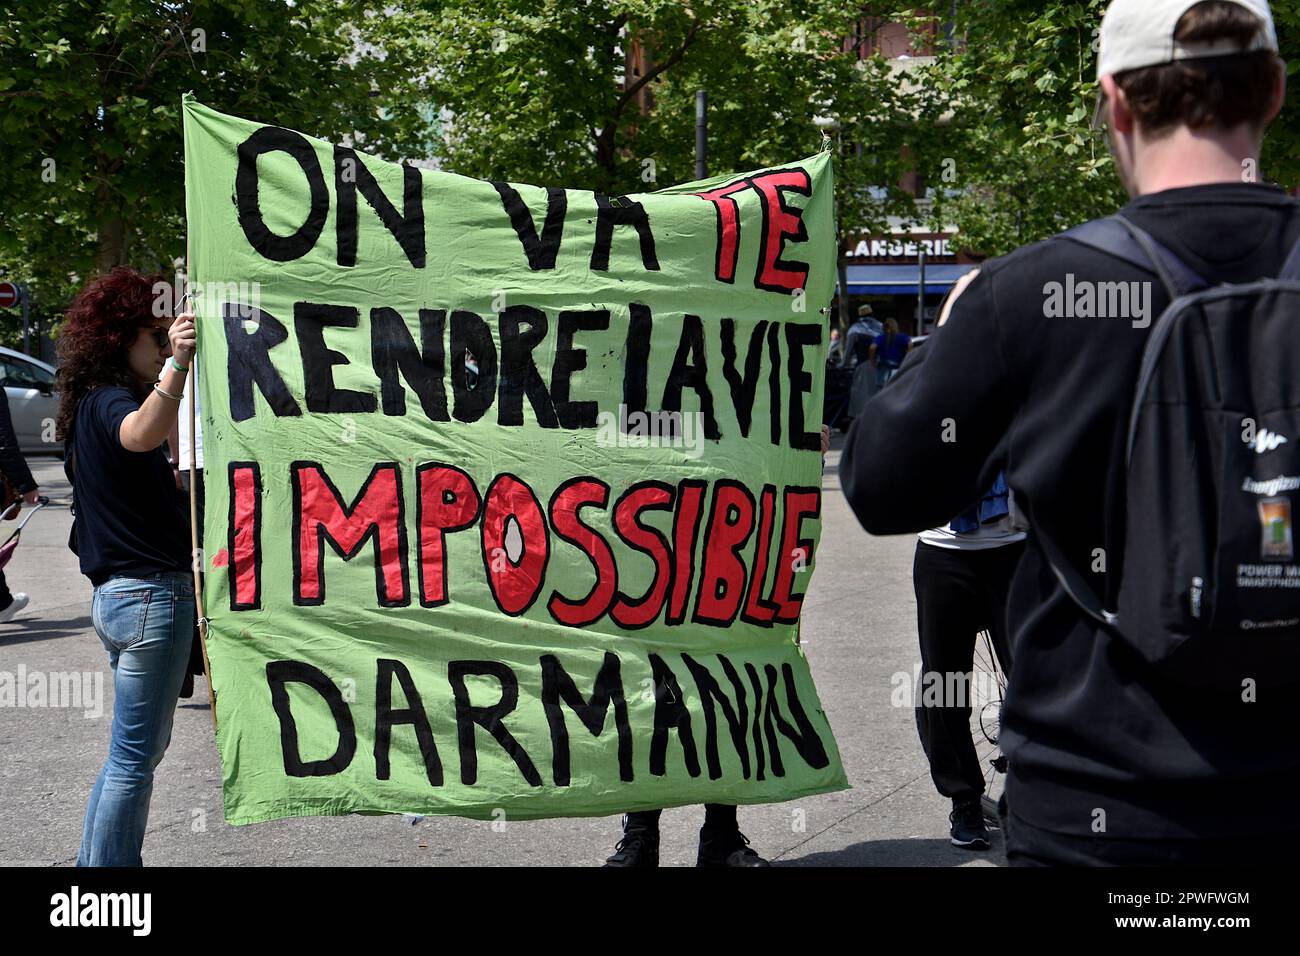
[0,439,1003,867]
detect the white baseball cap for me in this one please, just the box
[1096,0,1278,80]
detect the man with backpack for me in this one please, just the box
[841,0,1298,865]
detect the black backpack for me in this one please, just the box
[1043,214,1300,690]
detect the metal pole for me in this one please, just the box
[20,283,30,355]
[695,90,708,180]
[916,248,927,336]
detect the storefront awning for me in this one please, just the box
[841,263,978,296]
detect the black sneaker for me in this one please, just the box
[949,797,991,850]
[696,829,770,867]
[603,829,659,867]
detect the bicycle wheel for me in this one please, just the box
[970,629,1008,825]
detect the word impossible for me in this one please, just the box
[228,461,819,626]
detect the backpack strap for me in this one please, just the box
[1279,233,1300,282]
[1034,214,1214,632]
[1062,214,1210,300]
[1036,526,1118,629]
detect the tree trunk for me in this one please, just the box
[95,214,127,275]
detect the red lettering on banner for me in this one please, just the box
[694,481,757,626]
[741,484,780,626]
[229,462,262,610]
[693,180,750,284]
[416,464,481,607]
[547,478,617,627]
[609,482,675,629]
[481,473,550,616]
[748,169,812,294]
[666,480,708,625]
[767,487,820,623]
[292,462,409,607]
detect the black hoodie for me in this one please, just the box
[840,182,1300,839]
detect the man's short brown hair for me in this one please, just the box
[1115,1,1284,136]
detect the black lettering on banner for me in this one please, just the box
[785,322,823,451]
[546,478,617,627]
[449,310,498,423]
[371,307,449,420]
[490,181,567,270]
[497,305,559,427]
[295,302,378,414]
[334,145,426,268]
[447,660,542,787]
[662,314,721,440]
[622,303,653,428]
[539,652,633,786]
[374,658,444,786]
[681,653,751,780]
[767,321,782,446]
[235,126,328,262]
[748,660,774,780]
[224,304,302,422]
[266,660,357,776]
[717,654,756,774]
[764,663,831,769]
[552,310,609,428]
[745,662,771,779]
[590,193,660,271]
[609,481,675,630]
[648,654,700,778]
[291,461,410,607]
[720,318,769,439]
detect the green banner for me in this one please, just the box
[182,95,846,825]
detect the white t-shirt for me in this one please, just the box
[177,367,204,471]
[917,515,1025,551]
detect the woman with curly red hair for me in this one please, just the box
[57,266,197,867]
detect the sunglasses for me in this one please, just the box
[139,325,171,350]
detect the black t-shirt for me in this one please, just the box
[841,182,1300,839]
[65,386,191,586]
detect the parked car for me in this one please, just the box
[0,346,60,457]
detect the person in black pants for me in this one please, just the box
[604,426,832,868]
[0,387,40,623]
[912,477,1024,850]
[605,805,764,868]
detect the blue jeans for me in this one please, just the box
[77,572,195,867]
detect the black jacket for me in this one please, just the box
[841,182,1300,839]
[0,387,36,494]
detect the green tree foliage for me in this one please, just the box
[914,0,1300,256]
[3,0,1296,346]
[370,0,947,333]
[372,1,948,228]
[0,0,436,342]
